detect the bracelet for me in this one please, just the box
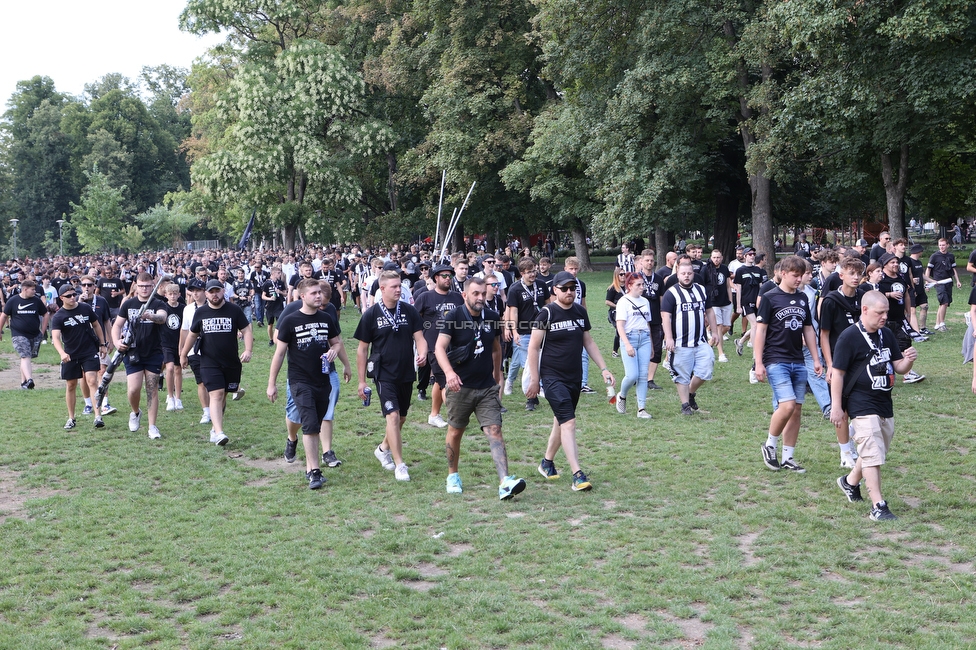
[600,367,608,372]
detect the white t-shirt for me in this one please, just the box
[615,295,651,334]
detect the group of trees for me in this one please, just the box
[3,0,976,262]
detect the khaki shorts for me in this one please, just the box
[445,384,502,430]
[850,414,895,468]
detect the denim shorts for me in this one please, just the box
[766,362,806,407]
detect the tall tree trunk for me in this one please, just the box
[713,189,740,262]
[748,158,774,257]
[387,152,398,213]
[570,223,593,271]
[654,226,673,258]
[452,223,464,255]
[880,145,909,241]
[283,225,297,252]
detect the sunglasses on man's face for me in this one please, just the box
[61,293,77,299]
[81,282,95,287]
[555,285,577,292]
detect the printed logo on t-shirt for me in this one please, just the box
[166,314,181,330]
[293,322,332,350]
[201,317,234,333]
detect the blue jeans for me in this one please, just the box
[620,330,650,408]
[581,349,590,386]
[252,295,265,323]
[506,334,531,385]
[803,346,830,412]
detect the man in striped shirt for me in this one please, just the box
[615,243,636,274]
[661,259,717,416]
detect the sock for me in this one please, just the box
[203,407,211,416]
[782,445,795,462]
[765,434,778,449]
[84,398,93,407]
[842,441,855,455]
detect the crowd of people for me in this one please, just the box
[0,232,971,516]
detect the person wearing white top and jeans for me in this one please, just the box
[614,272,652,418]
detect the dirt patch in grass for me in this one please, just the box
[736,532,761,567]
[0,467,65,524]
[0,353,61,390]
[601,634,638,649]
[416,562,446,578]
[618,613,647,632]
[445,542,473,557]
[658,605,714,646]
[371,632,398,648]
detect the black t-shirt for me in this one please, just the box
[532,302,591,384]
[832,324,902,418]
[537,272,554,293]
[414,289,464,349]
[755,287,812,365]
[439,305,499,389]
[818,290,860,354]
[189,301,250,367]
[354,301,423,383]
[927,251,956,281]
[908,257,926,295]
[232,280,252,306]
[160,302,183,351]
[639,271,662,324]
[3,294,46,337]
[605,287,623,317]
[51,303,99,357]
[118,296,168,356]
[83,294,111,331]
[276,308,341,385]
[702,263,731,307]
[507,279,548,335]
[96,277,125,309]
[734,265,765,306]
[878,273,910,324]
[320,269,346,310]
[261,279,287,309]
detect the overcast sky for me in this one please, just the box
[1,0,224,109]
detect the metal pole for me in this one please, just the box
[56,218,65,256]
[434,170,446,250]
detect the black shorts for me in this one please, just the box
[291,381,330,435]
[61,354,101,380]
[124,352,162,375]
[915,287,928,306]
[426,354,446,388]
[743,302,758,317]
[375,380,414,417]
[266,303,284,324]
[541,376,581,425]
[200,363,242,393]
[188,355,205,385]
[649,323,664,364]
[162,347,179,366]
[936,283,953,306]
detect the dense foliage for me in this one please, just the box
[2,0,975,258]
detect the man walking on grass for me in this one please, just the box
[754,255,822,473]
[180,280,253,447]
[436,277,526,500]
[924,237,962,332]
[355,270,427,482]
[414,264,463,427]
[831,291,917,521]
[0,279,49,389]
[51,283,108,430]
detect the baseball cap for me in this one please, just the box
[188,279,205,290]
[205,279,224,291]
[382,262,400,272]
[855,238,869,247]
[58,284,77,296]
[743,247,756,255]
[552,271,577,288]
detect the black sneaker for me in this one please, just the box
[306,468,325,490]
[869,500,897,521]
[94,417,105,429]
[837,475,864,502]
[417,389,427,401]
[920,327,933,335]
[780,458,806,473]
[26,378,35,389]
[64,418,76,430]
[500,406,508,414]
[647,380,662,390]
[537,458,560,480]
[257,321,265,328]
[688,393,699,411]
[761,444,781,471]
[572,470,593,492]
[525,400,536,412]
[20,381,29,390]
[268,339,275,347]
[822,406,831,420]
[284,438,298,463]
[322,450,342,468]
[680,403,695,416]
[580,385,596,394]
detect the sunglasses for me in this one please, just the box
[437,273,453,279]
[555,285,577,292]
[61,293,77,299]
[81,283,95,287]
[483,260,495,264]
[487,282,500,287]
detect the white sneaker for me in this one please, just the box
[213,432,229,446]
[374,446,395,471]
[723,333,730,341]
[749,370,759,384]
[166,396,176,411]
[147,425,161,440]
[503,380,513,396]
[394,463,411,481]
[208,428,218,442]
[129,410,141,432]
[101,405,118,416]
[637,409,652,419]
[615,394,626,414]
[175,399,184,411]
[746,341,753,348]
[232,389,245,401]
[718,354,728,363]
[428,414,448,428]
[200,412,211,424]
[840,452,856,469]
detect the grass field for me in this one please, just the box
[1,267,975,649]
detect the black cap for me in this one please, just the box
[58,284,77,296]
[878,253,898,267]
[418,261,431,269]
[382,262,400,272]
[431,263,454,276]
[910,243,924,255]
[188,279,205,290]
[743,247,756,255]
[205,279,224,291]
[855,238,869,247]
[552,271,577,288]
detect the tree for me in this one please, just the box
[69,168,129,253]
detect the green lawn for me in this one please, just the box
[1,270,974,649]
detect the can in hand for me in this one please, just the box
[321,353,329,374]
[363,386,372,407]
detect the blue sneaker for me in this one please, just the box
[499,475,526,500]
[446,472,463,494]
[82,405,94,415]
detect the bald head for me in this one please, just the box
[861,290,887,312]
